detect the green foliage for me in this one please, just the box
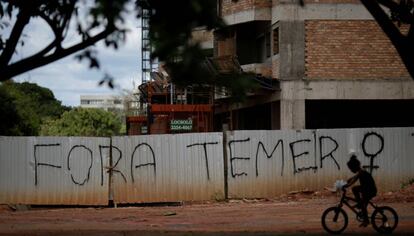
[401,178,414,189]
[119,123,127,135]
[216,72,259,102]
[0,81,69,135]
[0,85,21,135]
[40,108,122,137]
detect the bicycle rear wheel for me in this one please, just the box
[322,207,348,234]
[371,206,398,234]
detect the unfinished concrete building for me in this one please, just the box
[213,0,414,130]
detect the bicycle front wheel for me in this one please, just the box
[371,206,398,234]
[321,207,348,234]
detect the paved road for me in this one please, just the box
[0,198,413,235]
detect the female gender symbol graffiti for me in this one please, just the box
[361,132,384,174]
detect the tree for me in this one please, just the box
[0,84,21,135]
[0,81,69,135]
[40,107,122,136]
[0,0,131,82]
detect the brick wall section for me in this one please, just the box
[221,0,271,16]
[305,20,410,79]
[272,56,280,79]
[216,33,236,56]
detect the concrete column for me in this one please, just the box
[279,21,305,80]
[280,99,305,130]
[278,20,306,130]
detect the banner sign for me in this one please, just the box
[170,119,193,131]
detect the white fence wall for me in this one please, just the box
[111,133,225,203]
[1,127,413,205]
[0,137,110,205]
[226,127,414,198]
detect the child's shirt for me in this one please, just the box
[358,169,377,197]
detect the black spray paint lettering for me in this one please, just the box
[361,132,384,174]
[34,143,61,186]
[289,139,317,174]
[228,138,251,178]
[255,140,284,177]
[186,142,219,180]
[67,145,93,186]
[130,143,156,183]
[98,145,105,186]
[99,145,127,184]
[319,136,340,170]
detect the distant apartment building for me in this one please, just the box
[80,95,124,111]
[211,0,414,130]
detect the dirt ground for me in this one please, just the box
[1,185,414,236]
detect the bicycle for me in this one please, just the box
[321,189,398,234]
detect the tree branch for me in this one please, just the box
[377,0,414,23]
[38,11,61,40]
[31,40,59,58]
[37,2,75,52]
[38,12,65,52]
[361,0,403,42]
[377,0,399,9]
[60,3,76,44]
[361,0,414,79]
[0,27,115,81]
[0,6,31,67]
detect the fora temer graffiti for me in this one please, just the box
[30,131,390,187]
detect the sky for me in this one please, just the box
[11,5,142,107]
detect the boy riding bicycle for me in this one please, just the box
[342,155,377,227]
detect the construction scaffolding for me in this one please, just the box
[127,70,214,135]
[141,7,157,83]
[126,5,214,135]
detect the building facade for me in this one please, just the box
[213,0,414,130]
[80,95,124,111]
